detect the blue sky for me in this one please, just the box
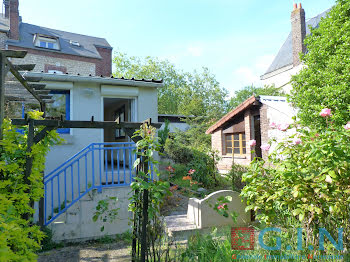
[18,0,335,96]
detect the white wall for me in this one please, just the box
[261,64,303,94]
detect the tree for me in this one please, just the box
[228,85,284,109]
[113,52,228,119]
[290,0,350,129]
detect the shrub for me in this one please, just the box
[164,137,194,164]
[226,164,248,192]
[0,112,61,260]
[242,117,350,250]
[158,119,170,151]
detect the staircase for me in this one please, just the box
[43,142,146,241]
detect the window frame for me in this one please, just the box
[224,133,246,156]
[34,34,60,50]
[47,90,70,134]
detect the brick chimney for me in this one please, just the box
[291,3,306,66]
[9,0,19,40]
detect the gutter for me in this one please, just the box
[24,72,164,89]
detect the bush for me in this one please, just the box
[241,117,350,250]
[164,137,194,164]
[0,112,61,260]
[226,164,248,192]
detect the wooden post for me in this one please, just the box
[141,159,149,262]
[0,53,6,139]
[23,118,34,220]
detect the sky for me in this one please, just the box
[17,0,335,97]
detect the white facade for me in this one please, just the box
[260,64,304,94]
[35,74,160,175]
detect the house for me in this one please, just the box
[1,0,112,117]
[0,0,164,241]
[206,95,297,172]
[260,3,329,93]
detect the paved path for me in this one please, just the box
[38,242,131,262]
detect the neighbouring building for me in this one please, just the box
[206,96,297,172]
[260,3,329,93]
[1,0,112,116]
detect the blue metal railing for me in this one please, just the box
[44,142,140,226]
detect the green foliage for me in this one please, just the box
[241,118,350,249]
[0,111,62,261]
[227,164,248,192]
[228,85,284,109]
[290,0,350,129]
[158,119,170,150]
[113,52,228,119]
[93,197,120,232]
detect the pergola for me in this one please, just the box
[0,49,161,262]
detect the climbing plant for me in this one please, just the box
[0,111,61,261]
[129,123,171,261]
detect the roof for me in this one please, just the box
[7,23,112,59]
[261,9,330,79]
[25,72,163,88]
[206,96,259,134]
[0,14,9,32]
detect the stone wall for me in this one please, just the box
[0,32,8,49]
[11,53,96,76]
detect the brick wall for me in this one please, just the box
[95,46,112,76]
[259,104,269,161]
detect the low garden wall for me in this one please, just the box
[187,190,251,228]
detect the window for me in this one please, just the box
[34,34,60,50]
[225,133,246,156]
[46,91,70,133]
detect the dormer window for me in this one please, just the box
[34,34,60,50]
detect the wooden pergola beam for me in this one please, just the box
[13,64,36,71]
[3,50,27,58]
[8,61,43,103]
[24,76,42,82]
[29,83,46,90]
[11,119,162,129]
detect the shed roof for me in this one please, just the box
[206,96,259,134]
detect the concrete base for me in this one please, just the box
[49,187,132,242]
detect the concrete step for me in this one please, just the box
[165,214,201,240]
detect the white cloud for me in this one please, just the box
[187,46,204,57]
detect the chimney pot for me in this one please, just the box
[293,3,297,10]
[298,3,302,9]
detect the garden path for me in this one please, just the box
[38,242,131,262]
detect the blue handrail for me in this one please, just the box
[44,142,139,226]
